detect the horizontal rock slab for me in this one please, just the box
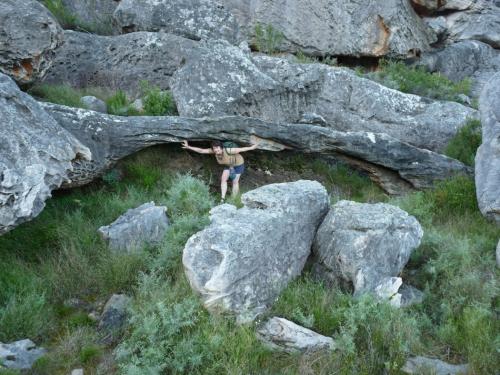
[0,73,90,235]
[0,0,63,84]
[0,339,46,370]
[98,202,169,253]
[257,317,336,353]
[171,40,477,153]
[183,181,329,322]
[402,356,469,375]
[475,72,500,224]
[312,200,423,295]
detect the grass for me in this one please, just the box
[253,23,284,54]
[444,118,482,166]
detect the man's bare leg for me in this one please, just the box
[231,174,241,197]
[221,169,230,200]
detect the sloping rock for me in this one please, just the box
[475,72,500,224]
[415,40,500,97]
[98,202,169,253]
[114,0,242,43]
[402,356,469,375]
[43,30,197,94]
[61,0,119,34]
[183,181,329,322]
[0,339,46,370]
[42,102,472,192]
[0,0,63,84]
[312,200,423,295]
[171,40,477,153]
[0,73,90,235]
[257,317,336,353]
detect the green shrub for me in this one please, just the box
[106,91,136,116]
[444,118,482,166]
[428,175,478,217]
[368,60,471,103]
[254,23,284,54]
[165,174,215,218]
[43,0,78,29]
[141,81,178,116]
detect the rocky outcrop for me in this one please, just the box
[114,0,242,43]
[98,202,169,253]
[415,40,500,97]
[0,73,90,235]
[402,356,469,375]
[475,73,500,224]
[257,317,336,353]
[182,181,329,322]
[312,200,423,295]
[43,30,197,94]
[171,40,477,153]
[0,0,63,84]
[0,339,46,370]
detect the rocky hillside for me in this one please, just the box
[0,0,499,374]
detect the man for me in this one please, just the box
[181,140,259,201]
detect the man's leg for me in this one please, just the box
[231,174,241,197]
[221,169,230,200]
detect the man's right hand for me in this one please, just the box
[181,140,189,149]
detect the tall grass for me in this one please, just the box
[444,118,482,166]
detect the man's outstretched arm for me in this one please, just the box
[227,143,259,154]
[181,140,214,154]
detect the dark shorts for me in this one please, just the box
[224,164,245,180]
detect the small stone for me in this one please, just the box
[98,294,131,333]
[402,356,469,375]
[71,369,84,375]
[400,284,424,307]
[80,96,107,113]
[373,277,403,307]
[130,98,144,112]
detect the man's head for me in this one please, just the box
[211,141,223,155]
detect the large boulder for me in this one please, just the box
[312,200,423,295]
[257,317,336,353]
[415,40,500,97]
[0,339,46,371]
[98,202,169,253]
[475,73,500,224]
[182,181,329,322]
[0,73,90,235]
[171,40,477,153]
[114,0,242,43]
[0,0,63,84]
[43,30,197,95]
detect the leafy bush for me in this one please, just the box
[106,91,138,116]
[367,60,471,103]
[254,23,284,54]
[141,81,178,116]
[444,118,482,166]
[164,174,215,218]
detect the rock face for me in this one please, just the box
[257,317,336,353]
[114,0,242,43]
[0,339,46,370]
[171,40,477,153]
[98,202,169,253]
[183,181,329,322]
[416,40,500,97]
[402,356,469,375]
[312,200,423,295]
[0,0,63,84]
[43,30,197,94]
[62,0,119,34]
[0,73,90,235]
[475,72,500,224]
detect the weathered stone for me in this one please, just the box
[496,240,500,268]
[98,202,169,253]
[98,294,131,344]
[257,317,336,353]
[61,0,119,35]
[0,339,46,370]
[312,200,423,295]
[171,40,477,153]
[0,73,90,235]
[43,30,197,95]
[71,369,84,375]
[0,0,63,84]
[114,0,242,43]
[183,181,329,322]
[475,72,500,224]
[400,284,425,307]
[374,277,403,307]
[130,98,144,113]
[80,96,107,113]
[415,40,500,97]
[402,356,469,375]
[411,0,473,12]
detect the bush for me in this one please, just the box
[254,23,284,54]
[367,60,471,103]
[141,81,178,116]
[43,0,78,29]
[444,118,482,166]
[164,174,215,218]
[106,91,139,116]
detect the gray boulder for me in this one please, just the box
[61,0,119,34]
[98,202,169,253]
[402,356,469,375]
[43,30,197,95]
[0,339,46,370]
[98,294,131,344]
[114,0,242,43]
[80,96,107,113]
[312,200,423,295]
[475,73,500,224]
[373,276,403,307]
[0,0,63,84]
[183,181,329,322]
[415,40,500,97]
[0,73,90,235]
[257,317,336,353]
[171,40,477,153]
[400,284,425,307]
